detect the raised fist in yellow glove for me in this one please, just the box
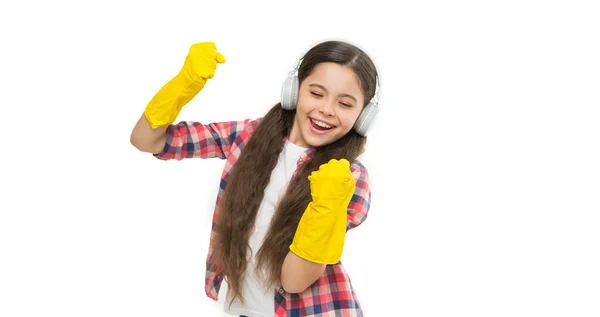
[178,42,226,84]
[290,159,356,264]
[144,42,226,129]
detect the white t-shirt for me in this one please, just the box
[223,140,307,317]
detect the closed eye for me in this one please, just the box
[310,91,323,97]
[340,102,352,107]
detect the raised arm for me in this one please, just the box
[130,42,226,154]
[130,114,168,154]
[151,119,256,160]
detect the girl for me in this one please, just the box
[130,40,379,317]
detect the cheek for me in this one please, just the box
[339,109,362,127]
[295,101,310,115]
[296,93,314,112]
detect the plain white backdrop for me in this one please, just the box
[1,0,599,316]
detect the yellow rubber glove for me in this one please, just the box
[144,42,226,129]
[289,159,356,264]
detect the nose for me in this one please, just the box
[318,99,336,117]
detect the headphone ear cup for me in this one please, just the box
[281,76,299,110]
[353,101,379,136]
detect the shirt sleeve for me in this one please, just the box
[153,118,255,160]
[347,161,371,231]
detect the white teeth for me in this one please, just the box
[311,119,332,129]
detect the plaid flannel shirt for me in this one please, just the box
[154,118,371,317]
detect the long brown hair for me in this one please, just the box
[213,40,378,304]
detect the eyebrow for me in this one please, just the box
[308,83,357,102]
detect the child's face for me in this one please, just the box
[289,62,365,148]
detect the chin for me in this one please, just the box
[304,137,330,148]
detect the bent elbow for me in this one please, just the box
[281,280,308,294]
[130,132,140,149]
[130,133,146,152]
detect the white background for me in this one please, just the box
[1,0,599,316]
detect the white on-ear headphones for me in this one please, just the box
[280,57,381,136]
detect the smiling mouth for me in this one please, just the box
[310,118,335,131]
